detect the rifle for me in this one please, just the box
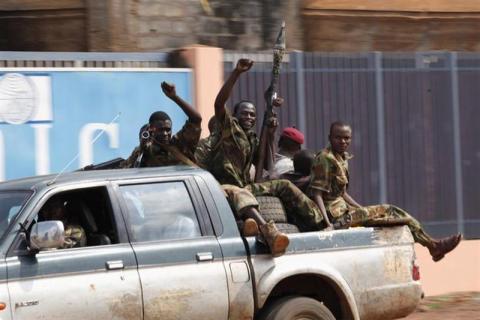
[80,157,125,171]
[254,22,286,182]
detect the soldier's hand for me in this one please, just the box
[266,112,278,135]
[235,59,254,73]
[161,81,177,98]
[266,111,278,128]
[323,225,335,231]
[272,96,284,107]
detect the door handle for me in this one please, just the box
[106,260,124,270]
[196,252,214,262]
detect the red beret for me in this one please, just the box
[281,127,304,144]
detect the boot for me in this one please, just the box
[242,218,259,237]
[259,221,290,257]
[428,234,462,262]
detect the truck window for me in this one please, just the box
[0,191,31,239]
[119,182,201,242]
[36,187,118,249]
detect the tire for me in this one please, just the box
[260,296,336,320]
[256,196,288,223]
[275,223,300,234]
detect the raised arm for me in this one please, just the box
[214,59,253,119]
[161,81,201,124]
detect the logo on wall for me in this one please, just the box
[0,73,52,125]
[0,73,36,124]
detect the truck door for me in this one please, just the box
[116,179,229,320]
[5,186,143,320]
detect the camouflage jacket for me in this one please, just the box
[308,146,353,218]
[194,132,219,170]
[208,110,258,187]
[121,120,201,168]
[63,223,87,248]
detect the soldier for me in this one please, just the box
[40,197,86,249]
[309,121,462,262]
[280,149,315,193]
[208,58,326,256]
[195,116,219,169]
[272,127,305,177]
[121,81,201,168]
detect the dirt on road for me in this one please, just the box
[403,292,480,320]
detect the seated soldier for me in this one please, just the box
[39,196,86,249]
[122,81,201,168]
[280,149,315,193]
[309,121,462,262]
[273,127,305,177]
[195,116,219,169]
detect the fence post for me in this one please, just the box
[449,52,465,235]
[291,51,307,146]
[374,52,388,203]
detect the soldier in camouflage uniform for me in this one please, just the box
[40,197,86,249]
[209,59,325,256]
[195,116,219,169]
[309,121,462,262]
[121,81,201,168]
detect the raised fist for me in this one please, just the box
[161,81,176,98]
[235,59,254,73]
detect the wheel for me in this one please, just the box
[256,196,288,223]
[275,223,300,234]
[260,296,336,320]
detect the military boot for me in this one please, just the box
[242,218,259,237]
[428,234,462,262]
[259,221,290,257]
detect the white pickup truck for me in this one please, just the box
[0,166,422,319]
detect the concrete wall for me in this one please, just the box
[0,0,87,51]
[302,0,480,51]
[0,0,302,52]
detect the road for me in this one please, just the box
[403,292,480,320]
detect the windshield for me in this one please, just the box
[0,191,32,239]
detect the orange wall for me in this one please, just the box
[415,240,480,296]
[182,45,223,137]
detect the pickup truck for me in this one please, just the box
[0,166,422,320]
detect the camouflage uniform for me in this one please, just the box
[122,120,201,168]
[211,111,324,231]
[63,223,87,248]
[309,146,434,246]
[222,181,324,232]
[209,110,258,187]
[194,132,219,170]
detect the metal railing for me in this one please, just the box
[0,51,169,68]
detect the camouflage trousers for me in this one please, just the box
[222,179,324,231]
[63,224,87,249]
[329,198,434,247]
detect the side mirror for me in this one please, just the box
[29,221,65,251]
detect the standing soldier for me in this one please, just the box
[309,121,462,262]
[208,59,326,257]
[122,81,201,168]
